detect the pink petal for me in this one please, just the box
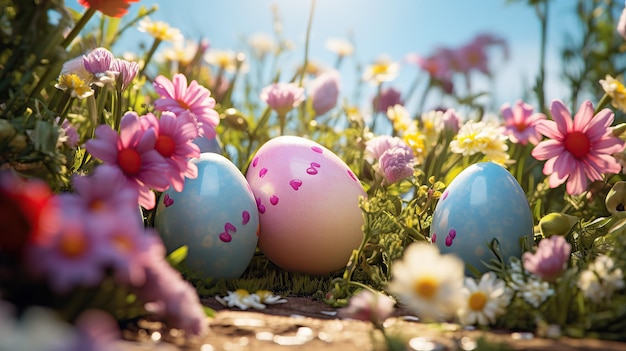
[119,112,142,148]
[531,139,564,160]
[572,100,594,132]
[550,100,573,135]
[135,128,157,153]
[566,164,587,195]
[535,120,562,140]
[138,185,157,209]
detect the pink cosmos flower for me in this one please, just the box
[153,73,220,139]
[531,100,625,195]
[501,100,546,145]
[338,290,395,324]
[85,112,170,209]
[308,70,341,116]
[260,82,305,116]
[140,111,200,191]
[523,235,571,281]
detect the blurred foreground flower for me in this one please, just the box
[388,243,464,321]
[78,0,139,18]
[457,272,511,326]
[338,290,395,324]
[523,235,571,281]
[215,289,287,310]
[577,255,624,303]
[531,100,625,195]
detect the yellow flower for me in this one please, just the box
[204,49,239,73]
[362,55,399,84]
[387,104,412,133]
[457,273,511,326]
[138,17,182,42]
[421,110,444,145]
[55,74,94,99]
[403,130,427,163]
[600,75,626,113]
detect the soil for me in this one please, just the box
[112,296,626,351]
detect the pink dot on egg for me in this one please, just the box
[225,222,237,234]
[258,203,266,214]
[252,157,259,167]
[441,190,449,201]
[311,162,321,168]
[289,179,303,190]
[347,169,357,181]
[431,233,437,243]
[219,232,232,243]
[242,211,250,225]
[445,236,453,247]
[311,146,323,153]
[259,168,268,178]
[306,166,318,175]
[448,229,456,239]
[270,195,279,205]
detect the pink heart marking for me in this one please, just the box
[270,195,279,205]
[290,179,302,190]
[225,222,237,234]
[311,146,323,153]
[219,232,232,243]
[163,194,174,207]
[242,211,250,225]
[311,162,321,168]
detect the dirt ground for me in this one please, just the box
[113,296,626,351]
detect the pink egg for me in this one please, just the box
[246,136,366,275]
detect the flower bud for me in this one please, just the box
[538,212,578,237]
[606,181,626,217]
[612,123,626,138]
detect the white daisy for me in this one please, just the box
[457,272,512,326]
[388,242,465,321]
[577,255,625,303]
[215,289,265,310]
[508,258,554,308]
[255,290,288,305]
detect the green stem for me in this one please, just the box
[298,0,316,88]
[61,8,97,49]
[139,38,162,78]
[594,93,611,115]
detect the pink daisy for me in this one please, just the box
[531,99,625,195]
[152,73,220,139]
[140,111,200,191]
[501,100,546,145]
[260,82,305,116]
[85,112,170,209]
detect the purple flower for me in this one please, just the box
[379,146,416,184]
[82,47,117,87]
[338,290,395,324]
[442,109,461,134]
[523,235,571,281]
[373,87,403,113]
[260,82,305,116]
[111,58,139,91]
[308,70,340,116]
[132,250,208,335]
[365,135,410,160]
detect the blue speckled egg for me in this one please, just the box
[430,162,533,274]
[154,152,259,280]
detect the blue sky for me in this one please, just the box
[70,0,583,114]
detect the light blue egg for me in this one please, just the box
[430,162,533,274]
[193,135,222,154]
[154,153,259,280]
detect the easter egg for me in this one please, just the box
[154,152,259,280]
[193,135,222,154]
[430,162,533,274]
[246,136,366,275]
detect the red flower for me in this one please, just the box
[0,171,58,258]
[78,0,140,18]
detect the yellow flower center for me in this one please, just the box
[112,233,134,253]
[59,230,88,258]
[413,276,439,299]
[468,291,488,311]
[235,289,250,297]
